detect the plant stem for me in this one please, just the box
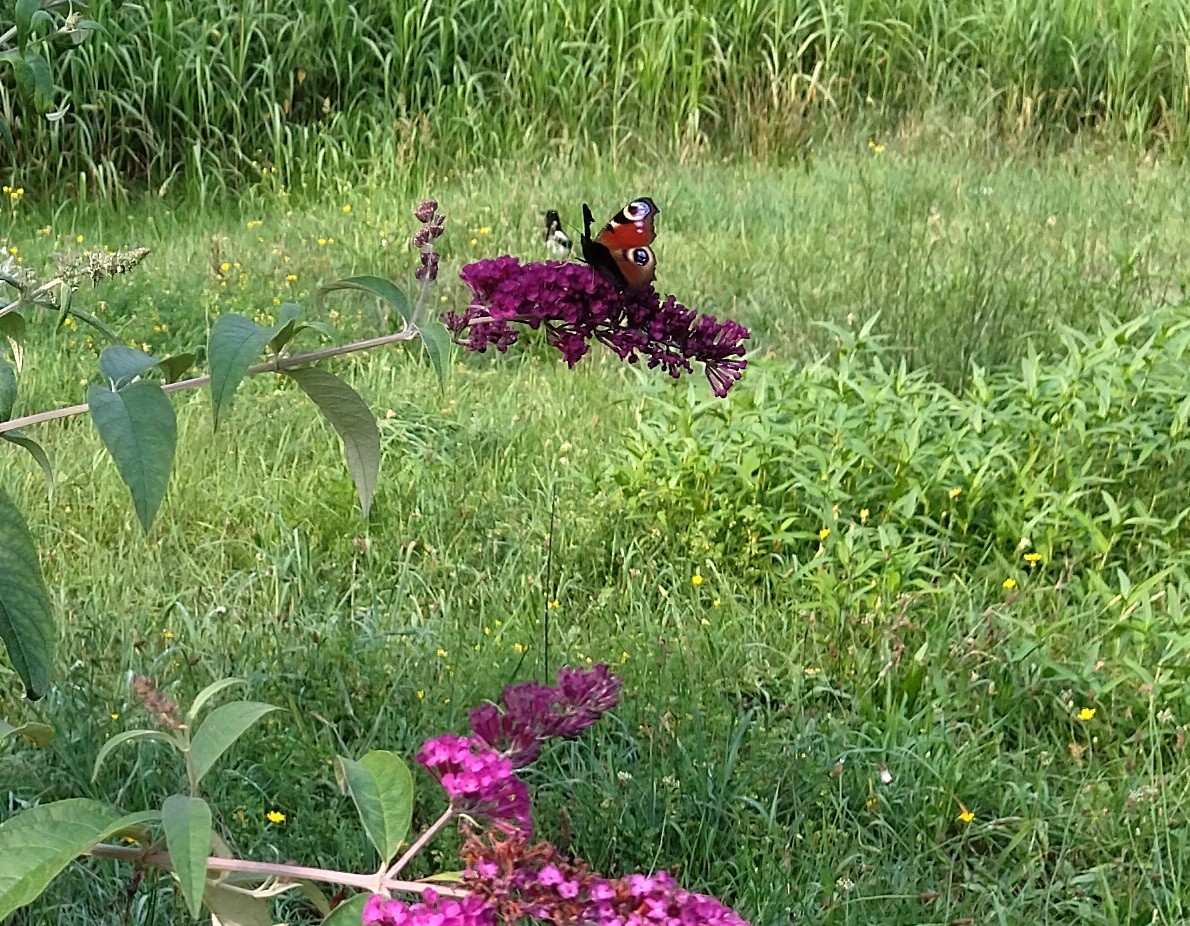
[0,327,418,435]
[386,805,455,878]
[86,842,468,897]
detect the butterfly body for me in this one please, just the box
[580,197,660,291]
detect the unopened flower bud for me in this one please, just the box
[414,200,438,223]
[415,251,440,282]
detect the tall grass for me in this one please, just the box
[3,0,1189,194]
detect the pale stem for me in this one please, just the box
[0,327,418,436]
[385,805,455,879]
[86,842,468,897]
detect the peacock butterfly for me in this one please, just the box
[580,197,660,291]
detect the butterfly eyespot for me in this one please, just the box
[630,248,651,265]
[624,201,652,220]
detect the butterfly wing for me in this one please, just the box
[595,198,658,250]
[580,199,659,291]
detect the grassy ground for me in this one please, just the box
[2,141,1189,924]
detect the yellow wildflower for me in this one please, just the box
[547,598,560,610]
[219,261,231,272]
[859,508,870,524]
[1003,578,1017,590]
[691,574,704,586]
[266,809,286,824]
[76,234,85,243]
[435,648,448,658]
[818,527,831,541]
[110,712,120,721]
[162,629,175,640]
[479,226,490,236]
[957,805,975,824]
[948,487,962,499]
[342,204,352,214]
[1078,707,1096,721]
[1024,552,1042,564]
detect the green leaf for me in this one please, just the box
[0,309,27,345]
[267,302,304,353]
[87,381,177,532]
[203,881,273,926]
[99,345,159,387]
[207,314,283,431]
[321,892,369,926]
[0,718,53,747]
[336,750,413,863]
[285,368,380,519]
[158,352,196,384]
[317,276,410,327]
[186,678,247,724]
[0,800,158,920]
[0,353,15,420]
[416,321,451,386]
[15,0,37,52]
[1,430,53,495]
[0,116,12,149]
[162,795,212,919]
[22,51,53,107]
[0,487,53,699]
[189,701,278,787]
[92,729,179,782]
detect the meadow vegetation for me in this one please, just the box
[2,1,1190,924]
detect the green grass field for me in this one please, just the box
[2,142,1188,923]
[3,1,1190,922]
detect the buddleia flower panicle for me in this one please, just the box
[460,828,752,926]
[447,258,749,397]
[130,675,184,730]
[364,889,495,926]
[416,734,532,833]
[468,664,623,769]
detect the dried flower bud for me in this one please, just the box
[131,675,184,730]
[415,250,440,282]
[412,226,434,249]
[414,200,439,223]
[427,214,447,238]
[54,247,151,288]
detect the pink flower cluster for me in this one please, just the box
[416,734,531,832]
[469,664,623,769]
[461,829,751,926]
[364,889,494,926]
[446,258,749,397]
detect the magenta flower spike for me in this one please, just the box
[446,258,749,396]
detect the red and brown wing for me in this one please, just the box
[580,199,660,291]
[595,198,659,250]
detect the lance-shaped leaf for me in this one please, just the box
[317,276,410,328]
[186,677,247,724]
[204,881,273,926]
[92,729,180,782]
[189,701,278,787]
[416,320,451,386]
[0,353,15,420]
[208,313,288,431]
[285,368,380,519]
[162,794,212,919]
[0,430,53,494]
[158,352,196,384]
[336,750,413,863]
[88,381,177,532]
[0,718,53,747]
[99,345,160,387]
[0,487,52,699]
[0,800,159,920]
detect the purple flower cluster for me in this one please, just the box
[445,258,749,397]
[469,664,623,769]
[417,734,531,832]
[364,889,495,926]
[413,199,446,282]
[460,829,752,926]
